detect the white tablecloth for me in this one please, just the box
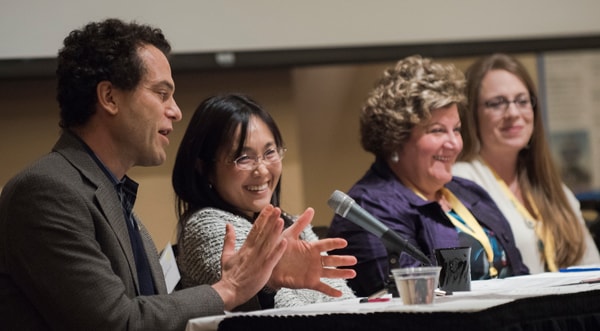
[186,269,600,331]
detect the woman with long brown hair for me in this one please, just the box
[454,53,600,273]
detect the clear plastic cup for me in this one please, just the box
[391,266,441,305]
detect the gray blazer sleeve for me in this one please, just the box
[0,147,225,331]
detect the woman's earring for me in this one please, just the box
[390,152,399,163]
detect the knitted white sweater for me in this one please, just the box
[177,208,356,308]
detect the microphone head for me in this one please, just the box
[327,190,354,217]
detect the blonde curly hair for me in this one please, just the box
[360,55,466,158]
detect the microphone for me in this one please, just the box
[328,190,432,266]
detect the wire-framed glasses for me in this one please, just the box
[232,147,287,171]
[483,95,536,114]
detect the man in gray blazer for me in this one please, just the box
[0,19,356,330]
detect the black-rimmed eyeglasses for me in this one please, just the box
[483,95,536,114]
[232,147,287,171]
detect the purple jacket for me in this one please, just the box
[327,158,529,297]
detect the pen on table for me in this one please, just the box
[360,297,391,303]
[557,276,600,286]
[580,277,600,284]
[360,289,392,303]
[367,288,388,299]
[559,267,600,273]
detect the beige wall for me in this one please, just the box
[0,54,537,249]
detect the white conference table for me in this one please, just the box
[187,268,600,331]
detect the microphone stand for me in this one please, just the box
[380,229,432,297]
[381,234,432,297]
[385,250,401,297]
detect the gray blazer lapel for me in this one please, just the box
[54,132,141,292]
[95,185,140,288]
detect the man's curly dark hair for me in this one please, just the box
[56,18,171,129]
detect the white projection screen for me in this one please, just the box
[2,0,600,76]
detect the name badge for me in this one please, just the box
[159,242,181,293]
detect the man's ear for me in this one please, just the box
[96,81,119,115]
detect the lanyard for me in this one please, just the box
[440,188,498,278]
[407,185,498,278]
[486,164,558,272]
